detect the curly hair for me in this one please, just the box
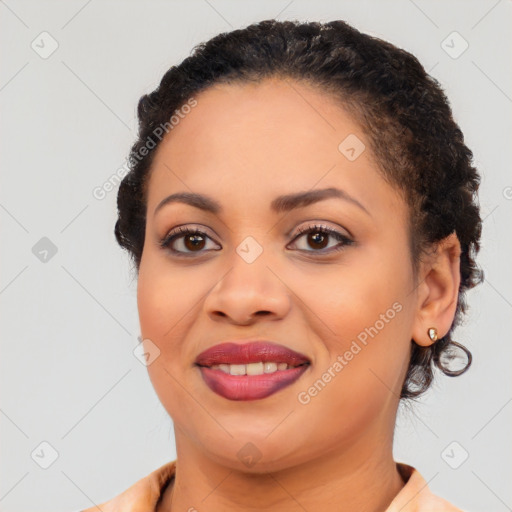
[114,19,483,399]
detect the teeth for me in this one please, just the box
[209,362,294,375]
[247,362,264,375]
[229,364,245,376]
[264,362,277,373]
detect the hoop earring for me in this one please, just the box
[428,327,438,342]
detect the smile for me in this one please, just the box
[194,341,311,401]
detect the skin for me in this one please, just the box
[134,77,461,512]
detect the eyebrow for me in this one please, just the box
[153,187,370,217]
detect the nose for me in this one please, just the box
[203,252,292,326]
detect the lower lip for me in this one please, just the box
[198,365,309,401]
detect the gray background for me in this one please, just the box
[1,1,511,511]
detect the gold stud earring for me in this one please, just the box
[428,327,438,342]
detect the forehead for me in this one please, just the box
[155,77,360,167]
[146,77,404,219]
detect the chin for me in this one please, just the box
[206,445,306,475]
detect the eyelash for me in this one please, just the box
[159,223,354,258]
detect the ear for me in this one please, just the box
[411,232,461,347]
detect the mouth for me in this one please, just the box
[194,341,311,401]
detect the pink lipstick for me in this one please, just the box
[195,341,310,401]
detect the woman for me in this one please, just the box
[82,18,482,512]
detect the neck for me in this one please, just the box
[157,426,405,512]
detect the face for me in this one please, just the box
[137,77,418,472]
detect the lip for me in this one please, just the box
[195,341,310,366]
[195,341,311,401]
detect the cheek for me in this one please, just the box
[137,254,215,424]
[137,259,184,385]
[293,242,412,353]
[137,249,200,339]
[292,251,413,424]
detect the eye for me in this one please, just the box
[288,223,353,254]
[159,226,220,256]
[160,223,353,258]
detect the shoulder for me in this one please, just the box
[78,460,176,512]
[385,463,466,512]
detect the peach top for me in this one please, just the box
[79,460,465,511]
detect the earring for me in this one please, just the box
[428,327,438,342]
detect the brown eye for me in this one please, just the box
[160,227,220,256]
[183,233,206,251]
[307,231,329,250]
[289,224,353,254]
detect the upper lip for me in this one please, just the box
[195,341,311,367]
